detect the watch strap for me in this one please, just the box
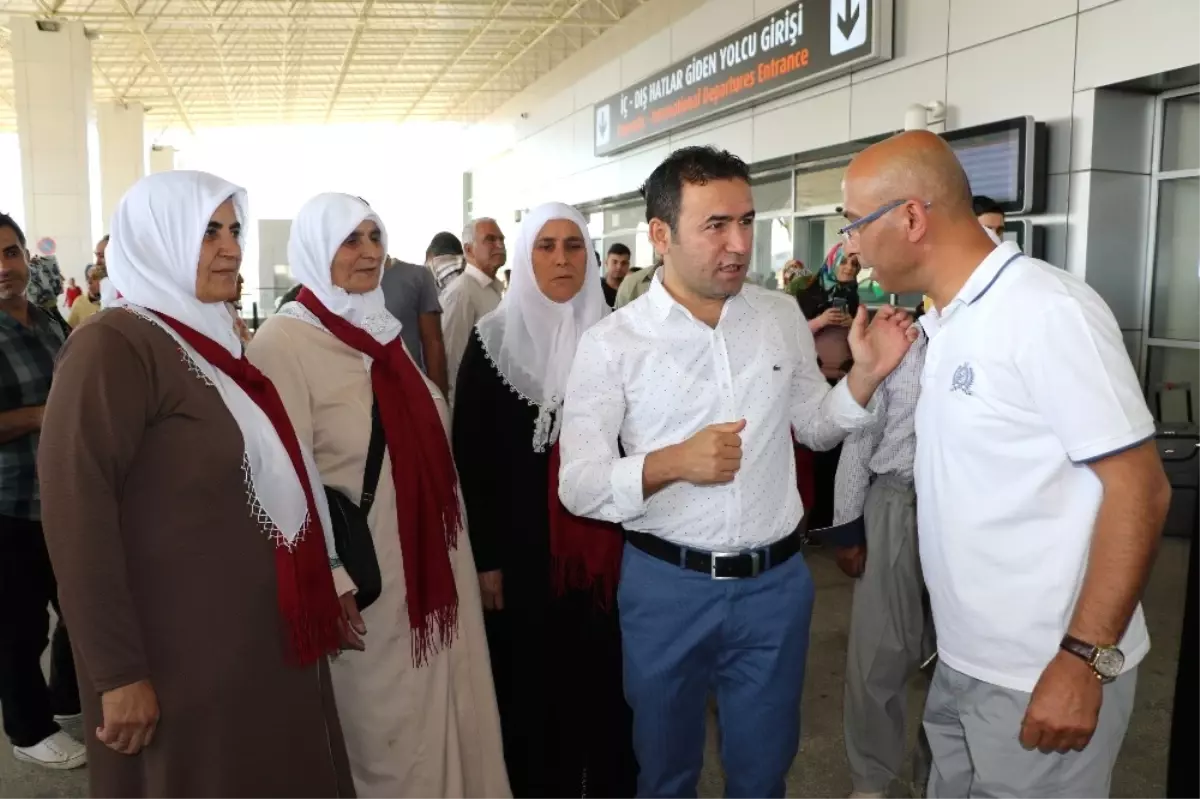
[1060,634,1098,665]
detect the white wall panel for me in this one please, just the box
[947,17,1077,174]
[1075,0,1200,90]
[1026,172,1070,269]
[754,0,796,14]
[1066,169,1092,279]
[669,114,754,161]
[850,57,947,139]
[1070,89,1097,173]
[620,28,673,86]
[753,87,852,163]
[574,60,622,112]
[1090,90,1155,174]
[854,0,950,81]
[670,0,753,60]
[571,109,600,175]
[948,0,1077,52]
[618,143,674,193]
[1081,171,1151,328]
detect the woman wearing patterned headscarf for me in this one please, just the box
[37,171,354,797]
[248,192,509,798]
[452,201,636,798]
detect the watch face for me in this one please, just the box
[1094,647,1125,678]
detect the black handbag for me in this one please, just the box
[325,399,386,611]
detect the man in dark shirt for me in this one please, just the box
[601,242,632,308]
[973,195,1006,240]
[380,255,449,396]
[0,213,85,770]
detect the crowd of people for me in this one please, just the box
[0,131,1174,799]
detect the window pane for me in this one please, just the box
[751,218,793,289]
[605,203,645,233]
[604,229,653,270]
[1149,177,1200,341]
[752,177,792,214]
[587,211,604,241]
[1145,346,1200,423]
[794,166,847,212]
[1162,93,1200,172]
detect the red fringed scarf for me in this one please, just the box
[156,312,341,667]
[298,289,459,664]
[547,441,624,609]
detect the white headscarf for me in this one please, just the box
[107,171,332,550]
[476,201,610,450]
[277,193,401,345]
[108,171,247,357]
[98,277,123,309]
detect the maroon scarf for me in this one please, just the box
[298,289,459,665]
[547,442,624,609]
[156,312,341,667]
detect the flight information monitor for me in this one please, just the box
[943,116,1048,214]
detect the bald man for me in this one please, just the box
[839,131,1171,798]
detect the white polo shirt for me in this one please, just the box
[915,242,1155,693]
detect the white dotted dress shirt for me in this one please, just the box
[559,275,877,552]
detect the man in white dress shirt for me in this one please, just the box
[841,130,1171,798]
[558,146,915,798]
[440,217,506,402]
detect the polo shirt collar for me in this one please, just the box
[956,241,1021,307]
[922,242,1021,336]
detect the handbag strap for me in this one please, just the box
[360,398,386,514]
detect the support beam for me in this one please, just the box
[399,0,516,122]
[322,0,375,121]
[455,0,590,110]
[110,0,196,133]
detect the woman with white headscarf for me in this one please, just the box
[36,171,355,797]
[247,193,510,798]
[452,202,636,798]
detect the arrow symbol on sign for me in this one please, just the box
[837,0,860,40]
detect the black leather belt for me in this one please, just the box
[626,527,804,580]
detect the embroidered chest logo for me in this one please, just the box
[951,362,975,396]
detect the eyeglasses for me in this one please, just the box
[838,199,932,242]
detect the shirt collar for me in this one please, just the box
[0,302,49,334]
[924,241,1022,332]
[645,268,756,324]
[464,263,497,288]
[955,241,1021,307]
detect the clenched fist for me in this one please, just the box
[674,420,746,485]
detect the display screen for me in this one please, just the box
[942,116,1045,214]
[952,128,1022,206]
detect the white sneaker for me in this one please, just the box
[13,730,87,770]
[53,713,82,724]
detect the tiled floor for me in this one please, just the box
[2,537,1189,798]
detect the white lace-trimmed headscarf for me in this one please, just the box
[476,201,610,451]
[107,170,333,550]
[276,193,401,346]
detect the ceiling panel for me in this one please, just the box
[0,0,644,130]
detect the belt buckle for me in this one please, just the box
[710,550,759,580]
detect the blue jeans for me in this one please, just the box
[618,542,815,798]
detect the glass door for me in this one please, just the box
[1141,87,1200,423]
